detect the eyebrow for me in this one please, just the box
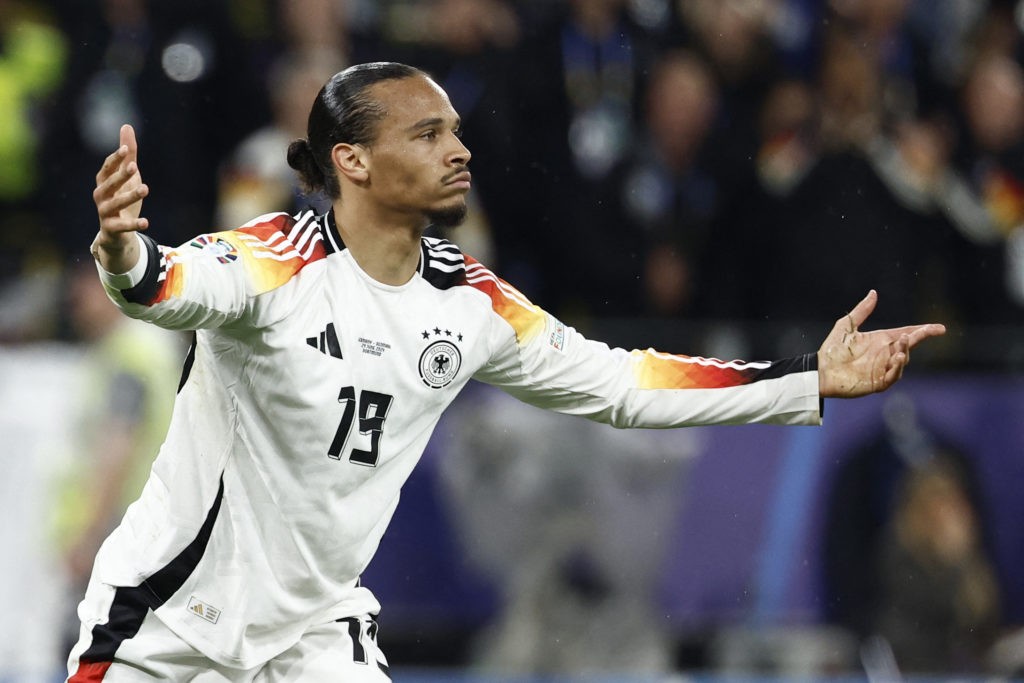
[407,116,461,132]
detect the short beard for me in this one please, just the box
[426,202,468,228]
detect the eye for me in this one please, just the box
[420,130,437,141]
[453,127,464,139]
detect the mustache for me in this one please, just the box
[442,166,470,183]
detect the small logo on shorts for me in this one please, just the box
[187,596,221,624]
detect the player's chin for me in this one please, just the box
[426,199,468,228]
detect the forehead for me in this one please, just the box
[371,75,458,128]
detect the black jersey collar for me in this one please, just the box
[323,209,347,255]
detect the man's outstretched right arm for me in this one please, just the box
[89,125,332,331]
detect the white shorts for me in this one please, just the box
[66,582,390,682]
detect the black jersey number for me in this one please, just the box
[327,386,394,467]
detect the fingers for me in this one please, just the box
[92,125,148,254]
[874,323,946,350]
[94,169,148,221]
[880,335,910,389]
[94,151,148,234]
[882,352,907,388]
[120,124,138,160]
[906,323,946,348]
[95,160,141,200]
[97,211,148,235]
[96,211,148,235]
[97,216,149,236]
[96,144,129,184]
[96,125,139,185]
[846,289,878,329]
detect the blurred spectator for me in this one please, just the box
[0,0,64,205]
[816,28,887,152]
[873,453,1002,673]
[678,0,787,175]
[862,42,1024,328]
[692,76,816,330]
[944,50,1024,319]
[827,0,927,122]
[216,48,343,228]
[438,385,697,675]
[823,393,937,636]
[421,0,519,53]
[822,393,1003,675]
[608,49,721,316]
[216,0,400,229]
[987,624,1024,677]
[905,0,989,110]
[737,26,951,332]
[42,0,261,252]
[280,0,351,56]
[694,28,911,342]
[755,78,818,196]
[0,0,66,341]
[508,0,663,316]
[50,261,183,654]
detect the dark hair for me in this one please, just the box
[286,62,427,200]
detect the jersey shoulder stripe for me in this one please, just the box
[123,211,327,306]
[419,238,546,343]
[463,257,547,345]
[420,236,466,290]
[226,210,327,294]
[633,350,818,390]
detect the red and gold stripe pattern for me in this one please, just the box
[148,212,327,304]
[462,255,546,345]
[632,349,775,390]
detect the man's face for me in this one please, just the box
[361,75,472,226]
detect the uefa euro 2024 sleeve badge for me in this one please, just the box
[190,234,239,264]
[418,327,463,389]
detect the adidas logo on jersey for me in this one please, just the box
[306,322,343,359]
[187,596,221,624]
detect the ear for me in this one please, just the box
[331,143,370,185]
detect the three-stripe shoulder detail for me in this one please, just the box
[236,210,326,264]
[416,238,536,316]
[463,261,534,311]
[420,237,467,290]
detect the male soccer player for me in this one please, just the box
[72,62,944,680]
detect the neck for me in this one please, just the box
[333,202,425,286]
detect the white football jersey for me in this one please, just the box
[85,209,821,668]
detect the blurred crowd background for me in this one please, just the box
[1,0,1024,681]
[2,0,1024,356]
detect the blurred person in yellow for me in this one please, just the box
[0,0,67,339]
[51,261,183,652]
[0,0,65,203]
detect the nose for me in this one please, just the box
[448,133,471,166]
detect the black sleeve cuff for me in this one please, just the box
[121,233,163,305]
